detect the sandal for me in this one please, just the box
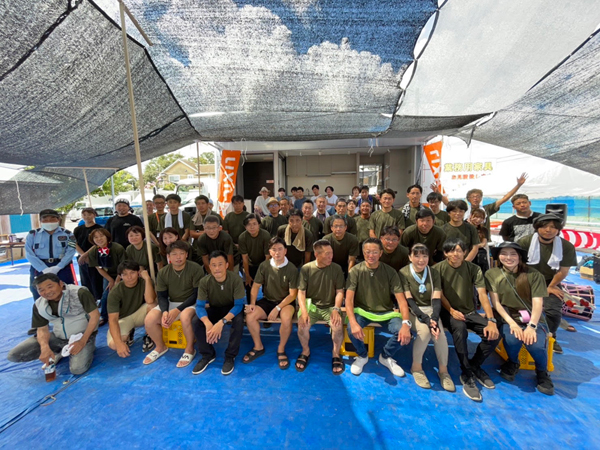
[566,325,577,332]
[242,348,265,364]
[295,354,310,372]
[277,352,290,370]
[143,348,168,365]
[176,350,197,368]
[332,356,344,375]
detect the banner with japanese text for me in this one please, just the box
[217,150,241,217]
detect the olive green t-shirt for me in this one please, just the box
[346,262,403,312]
[192,211,223,232]
[276,225,314,268]
[198,272,246,308]
[194,231,234,257]
[223,211,249,244]
[401,224,446,264]
[369,209,405,238]
[322,232,360,274]
[303,217,323,240]
[125,242,161,270]
[482,203,500,232]
[442,222,480,253]
[434,210,450,226]
[434,259,485,314]
[156,261,204,303]
[298,261,345,308]
[517,235,577,284]
[148,212,166,237]
[107,278,148,318]
[88,242,126,277]
[404,206,422,228]
[238,229,271,267]
[399,264,442,307]
[379,245,410,272]
[254,260,299,303]
[159,211,192,236]
[324,215,358,236]
[261,215,289,237]
[485,267,548,321]
[32,288,97,328]
[354,216,371,245]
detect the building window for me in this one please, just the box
[187,174,195,179]
[359,164,383,194]
[168,175,180,183]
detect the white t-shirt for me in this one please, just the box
[326,194,338,207]
[254,196,270,215]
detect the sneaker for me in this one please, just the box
[27,328,37,336]
[460,374,482,402]
[412,370,431,389]
[438,372,456,392]
[378,354,405,377]
[351,356,369,376]
[472,366,495,389]
[126,329,135,347]
[553,341,563,354]
[500,360,520,382]
[536,370,555,396]
[222,357,235,375]
[192,356,216,375]
[142,335,155,353]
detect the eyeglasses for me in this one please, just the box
[204,226,219,231]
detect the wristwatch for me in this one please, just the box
[486,317,497,323]
[222,318,228,325]
[333,307,342,313]
[528,322,537,329]
[276,305,282,312]
[402,319,412,328]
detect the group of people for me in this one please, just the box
[8,174,577,402]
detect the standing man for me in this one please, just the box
[401,209,447,264]
[427,191,449,226]
[324,198,357,235]
[254,187,271,217]
[25,209,77,335]
[500,194,541,242]
[325,186,338,212]
[323,215,359,278]
[277,209,314,269]
[402,184,428,228]
[379,226,410,271]
[369,188,405,238]
[296,240,345,374]
[222,195,249,268]
[260,198,288,237]
[357,186,377,211]
[238,214,271,300]
[302,199,324,239]
[313,196,330,224]
[278,188,288,200]
[442,200,480,262]
[194,215,235,275]
[105,199,143,248]
[190,195,222,240]
[435,238,500,402]
[293,186,309,210]
[311,185,320,203]
[74,207,103,299]
[517,214,577,354]
[345,238,412,376]
[354,201,372,248]
[159,194,192,242]
[148,194,167,245]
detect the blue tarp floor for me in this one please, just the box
[0,257,599,449]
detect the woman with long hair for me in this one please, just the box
[158,227,202,266]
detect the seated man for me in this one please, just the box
[323,215,359,277]
[8,274,99,375]
[379,226,410,271]
[192,251,246,376]
[107,261,156,358]
[401,209,446,264]
[277,209,314,269]
[143,241,204,367]
[369,188,405,238]
[190,195,223,240]
[296,240,345,374]
[442,200,480,262]
[435,238,500,402]
[238,214,271,300]
[194,215,235,274]
[243,237,299,369]
[346,238,412,376]
[260,197,288,236]
[324,198,357,235]
[302,199,323,239]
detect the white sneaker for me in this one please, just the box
[378,354,405,377]
[351,356,369,375]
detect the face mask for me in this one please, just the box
[41,222,60,232]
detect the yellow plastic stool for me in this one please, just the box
[341,325,375,358]
[495,337,555,372]
[162,320,188,349]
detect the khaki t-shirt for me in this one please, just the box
[276,225,314,268]
[369,209,405,237]
[324,215,358,236]
[434,259,485,314]
[303,217,323,240]
[354,216,371,246]
[254,260,299,303]
[88,242,126,277]
[156,261,204,303]
[401,224,446,264]
[346,262,403,312]
[399,265,442,307]
[238,229,271,267]
[125,242,161,270]
[322,232,360,274]
[198,272,246,308]
[107,278,147,318]
[194,231,235,257]
[159,211,192,237]
[261,215,289,237]
[223,211,249,244]
[298,261,345,308]
[442,222,480,253]
[517,235,577,284]
[379,245,410,272]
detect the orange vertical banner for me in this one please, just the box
[217,150,241,217]
[424,140,444,193]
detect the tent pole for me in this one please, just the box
[196,141,201,195]
[119,1,155,281]
[82,169,93,207]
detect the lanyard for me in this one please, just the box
[410,264,428,294]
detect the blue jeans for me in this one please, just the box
[501,324,548,371]
[348,314,402,359]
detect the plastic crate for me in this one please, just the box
[341,325,375,358]
[162,320,187,349]
[495,337,555,372]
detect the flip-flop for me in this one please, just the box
[332,356,344,375]
[566,325,577,332]
[277,352,290,370]
[143,348,168,365]
[176,350,197,368]
[242,348,265,364]
[295,354,310,372]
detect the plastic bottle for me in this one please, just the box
[44,358,56,382]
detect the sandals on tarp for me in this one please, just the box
[277,352,290,370]
[295,354,310,372]
[143,348,168,365]
[242,348,265,364]
[332,357,344,375]
[176,350,196,368]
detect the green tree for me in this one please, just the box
[143,153,183,185]
[190,152,215,165]
[91,170,138,197]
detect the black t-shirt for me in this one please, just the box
[499,212,541,242]
[73,223,103,252]
[104,214,143,248]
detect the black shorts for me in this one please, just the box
[256,298,279,316]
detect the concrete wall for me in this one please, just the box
[384,147,418,208]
